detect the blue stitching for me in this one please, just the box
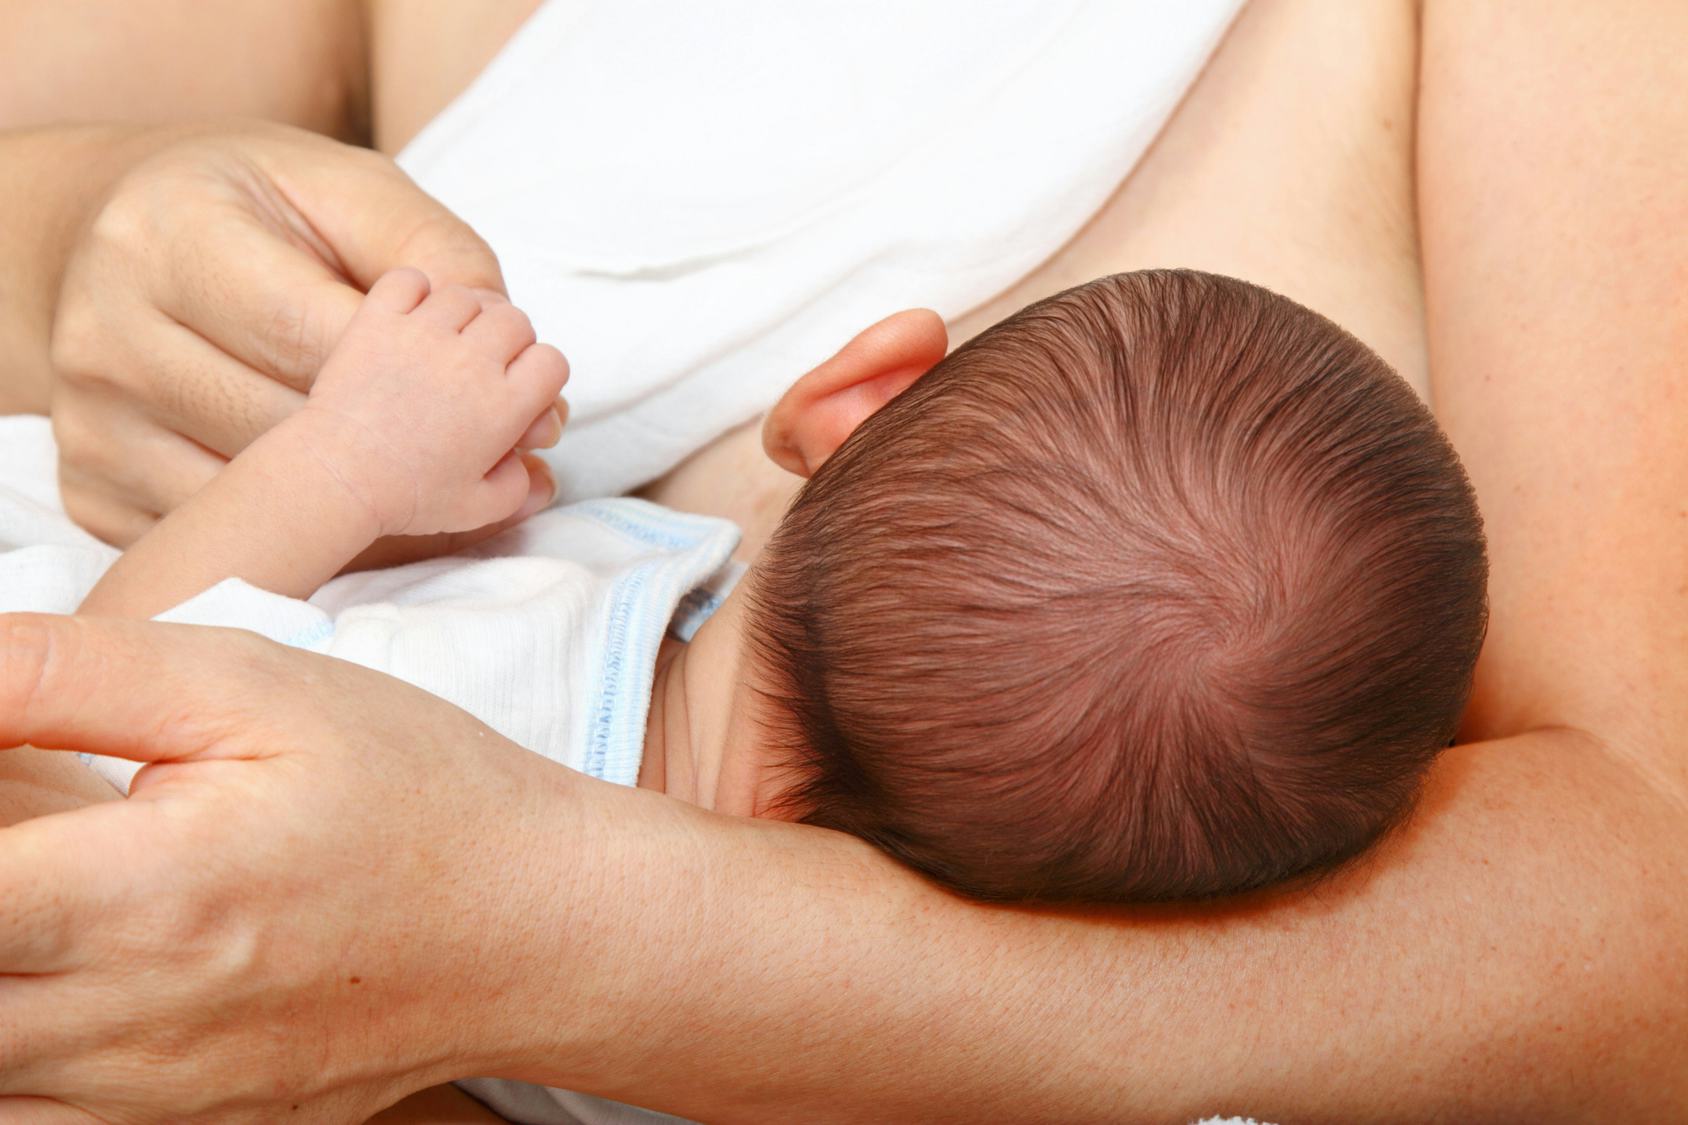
[283,620,335,650]
[575,499,705,552]
[586,566,649,781]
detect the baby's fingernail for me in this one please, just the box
[517,465,556,518]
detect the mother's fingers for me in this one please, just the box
[253,142,507,298]
[0,748,117,829]
[0,1098,103,1124]
[53,412,220,547]
[121,429,226,516]
[155,211,365,393]
[0,807,133,973]
[50,304,298,542]
[0,968,133,1099]
[51,473,157,549]
[153,147,509,394]
[0,616,273,763]
[146,318,308,458]
[59,422,224,526]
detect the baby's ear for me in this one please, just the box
[763,309,948,478]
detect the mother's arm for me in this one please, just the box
[369,3,1685,1117]
[504,4,1688,1119]
[2,3,1682,1121]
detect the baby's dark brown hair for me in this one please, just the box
[747,270,1487,903]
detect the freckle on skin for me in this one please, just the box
[349,976,362,985]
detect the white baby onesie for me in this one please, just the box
[0,418,740,794]
[145,497,739,786]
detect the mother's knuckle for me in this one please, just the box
[87,179,159,253]
[57,484,97,527]
[52,409,115,476]
[59,491,126,547]
[402,212,503,281]
[263,295,336,379]
[47,301,113,383]
[213,628,294,692]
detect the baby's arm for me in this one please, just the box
[79,269,568,619]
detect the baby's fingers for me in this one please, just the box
[462,298,536,364]
[506,344,570,422]
[472,450,554,528]
[517,404,564,450]
[517,453,556,516]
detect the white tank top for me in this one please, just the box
[398,0,1242,502]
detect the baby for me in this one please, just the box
[80,267,1487,906]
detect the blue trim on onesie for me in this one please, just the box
[283,620,335,651]
[585,565,649,783]
[580,499,739,786]
[574,496,715,553]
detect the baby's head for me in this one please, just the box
[744,270,1487,903]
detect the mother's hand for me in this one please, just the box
[0,614,592,1123]
[46,122,545,558]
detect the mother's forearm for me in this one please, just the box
[0,126,170,413]
[496,739,1686,1123]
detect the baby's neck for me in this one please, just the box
[636,588,772,816]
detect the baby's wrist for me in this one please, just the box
[257,409,402,544]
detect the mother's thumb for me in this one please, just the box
[257,138,507,297]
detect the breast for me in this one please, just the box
[650,0,1429,563]
[367,0,545,155]
[948,0,1428,395]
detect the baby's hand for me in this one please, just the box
[297,269,569,537]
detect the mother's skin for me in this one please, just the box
[0,1,1685,1121]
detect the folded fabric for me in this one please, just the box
[399,0,1244,502]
